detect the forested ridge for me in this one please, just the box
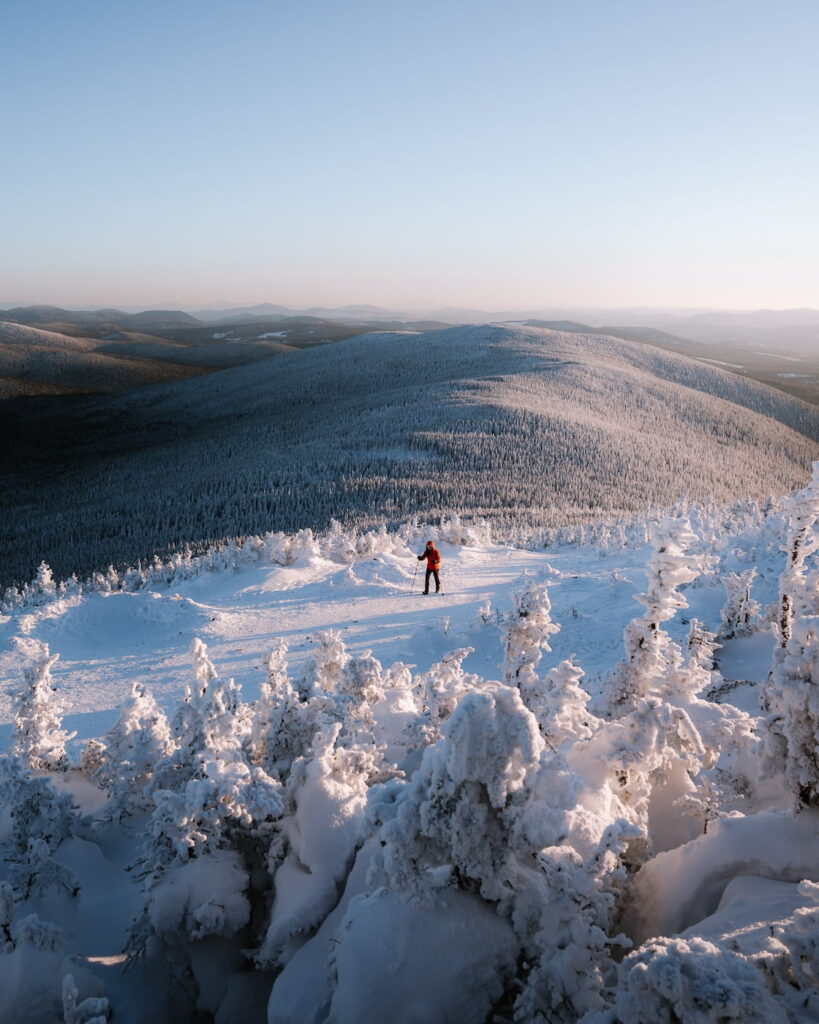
[2,325,817,586]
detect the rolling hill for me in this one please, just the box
[0,309,450,397]
[0,322,204,396]
[3,324,818,587]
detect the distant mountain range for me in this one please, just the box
[3,303,819,405]
[7,302,819,330]
[0,305,202,331]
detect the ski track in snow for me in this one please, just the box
[0,539,765,754]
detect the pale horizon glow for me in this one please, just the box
[2,0,818,312]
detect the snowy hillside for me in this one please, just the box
[4,324,819,585]
[3,478,819,1022]
[0,322,200,397]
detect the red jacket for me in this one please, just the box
[419,545,441,569]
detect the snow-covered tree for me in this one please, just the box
[777,461,819,645]
[502,580,560,689]
[151,638,240,793]
[583,935,790,1024]
[26,561,57,604]
[604,518,710,717]
[0,757,77,860]
[529,657,598,750]
[764,466,819,807]
[250,640,317,779]
[515,822,640,1023]
[298,629,348,698]
[15,837,79,900]
[406,647,481,748]
[719,569,761,639]
[0,756,79,898]
[590,699,706,845]
[686,618,720,674]
[765,615,819,807]
[375,684,551,906]
[130,638,283,965]
[10,639,74,771]
[91,682,174,817]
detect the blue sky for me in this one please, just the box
[1,0,817,310]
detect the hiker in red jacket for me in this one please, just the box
[417,540,442,594]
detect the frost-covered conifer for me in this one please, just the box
[322,519,357,563]
[673,776,734,836]
[406,647,480,748]
[502,581,560,688]
[777,461,819,644]
[92,682,174,817]
[250,640,317,779]
[765,616,819,807]
[719,569,761,639]
[604,518,709,717]
[586,697,706,854]
[476,598,494,625]
[299,629,348,697]
[658,616,757,832]
[686,618,720,673]
[536,657,598,749]
[29,561,57,604]
[10,639,74,771]
[375,684,550,906]
[132,641,283,961]
[151,638,238,793]
[0,757,77,861]
[15,837,79,899]
[190,636,217,698]
[0,756,79,898]
[79,739,105,779]
[14,913,65,953]
[515,822,640,1023]
[334,650,386,742]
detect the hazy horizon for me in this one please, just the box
[2,298,819,320]
[3,0,818,311]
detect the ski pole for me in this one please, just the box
[410,561,419,595]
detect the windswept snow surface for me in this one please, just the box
[1,540,657,748]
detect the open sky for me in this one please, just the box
[1,0,817,312]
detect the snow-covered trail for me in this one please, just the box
[0,537,743,752]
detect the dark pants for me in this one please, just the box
[424,568,440,593]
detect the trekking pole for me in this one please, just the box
[410,561,419,595]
